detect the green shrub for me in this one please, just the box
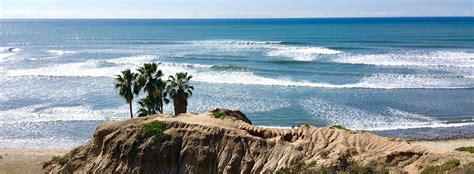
[212,111,227,118]
[51,156,68,165]
[319,150,330,159]
[421,159,461,174]
[330,125,350,131]
[301,123,314,128]
[345,163,375,174]
[143,121,167,138]
[278,161,392,174]
[455,146,474,153]
[278,161,318,173]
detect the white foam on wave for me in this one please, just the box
[3,54,210,78]
[0,53,15,60]
[0,105,122,123]
[0,47,22,61]
[301,99,474,130]
[183,40,343,61]
[5,55,161,77]
[0,47,22,53]
[47,50,76,56]
[187,40,284,45]
[5,57,472,89]
[4,51,472,89]
[193,71,473,89]
[267,47,343,61]
[354,73,473,89]
[107,55,157,65]
[333,51,474,68]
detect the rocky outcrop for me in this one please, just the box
[45,111,474,174]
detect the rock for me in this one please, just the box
[44,110,474,174]
[210,108,252,124]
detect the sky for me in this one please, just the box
[0,0,472,19]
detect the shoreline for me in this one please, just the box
[1,138,472,174]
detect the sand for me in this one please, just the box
[0,148,71,174]
[411,138,474,153]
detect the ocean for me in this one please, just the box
[0,17,473,147]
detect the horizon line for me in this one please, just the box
[1,16,473,20]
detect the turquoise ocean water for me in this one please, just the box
[1,18,473,147]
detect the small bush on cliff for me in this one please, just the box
[212,111,227,118]
[278,161,318,173]
[319,150,330,159]
[421,159,460,174]
[344,163,375,174]
[455,146,474,153]
[330,125,350,131]
[51,156,68,166]
[301,123,315,128]
[143,121,167,138]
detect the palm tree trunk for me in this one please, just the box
[173,101,179,116]
[129,102,133,118]
[160,101,164,114]
[182,99,187,114]
[158,90,164,114]
[173,99,187,116]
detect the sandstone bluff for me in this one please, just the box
[45,109,474,173]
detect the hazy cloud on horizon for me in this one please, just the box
[1,0,472,18]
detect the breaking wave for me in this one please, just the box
[0,47,22,60]
[187,40,286,45]
[177,40,344,61]
[4,53,473,89]
[301,99,474,130]
[267,47,343,61]
[0,47,22,53]
[333,51,474,68]
[47,50,77,56]
[193,72,473,89]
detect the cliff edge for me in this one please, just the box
[44,109,474,173]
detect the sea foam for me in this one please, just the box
[333,51,474,68]
[5,55,473,89]
[301,99,474,131]
[0,47,22,61]
[47,50,77,56]
[267,47,343,61]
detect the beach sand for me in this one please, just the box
[0,148,71,174]
[1,139,472,173]
[410,138,474,153]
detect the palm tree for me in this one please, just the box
[115,69,139,118]
[137,96,158,117]
[166,72,194,115]
[137,63,167,113]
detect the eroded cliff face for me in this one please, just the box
[45,109,474,174]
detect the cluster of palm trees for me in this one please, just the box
[114,63,194,118]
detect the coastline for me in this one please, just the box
[1,137,472,173]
